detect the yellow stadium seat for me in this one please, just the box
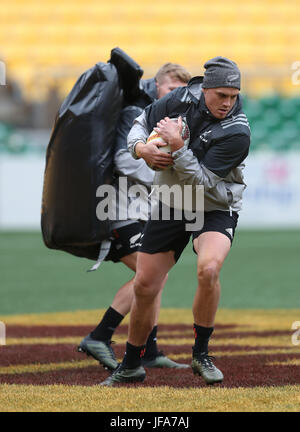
[0,0,299,99]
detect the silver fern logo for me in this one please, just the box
[199,130,212,143]
[227,74,239,82]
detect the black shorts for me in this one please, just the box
[192,210,239,245]
[105,221,145,263]
[139,209,239,262]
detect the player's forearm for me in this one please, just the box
[173,147,223,189]
[127,111,149,159]
[114,149,154,187]
[134,142,147,159]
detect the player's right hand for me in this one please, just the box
[136,142,173,170]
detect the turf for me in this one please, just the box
[1,309,300,412]
[0,230,300,315]
[1,384,299,412]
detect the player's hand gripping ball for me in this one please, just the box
[146,118,190,170]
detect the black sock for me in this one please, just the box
[90,307,124,342]
[193,324,214,356]
[144,325,159,360]
[122,342,146,369]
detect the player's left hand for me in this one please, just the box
[154,116,184,152]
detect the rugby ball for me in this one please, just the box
[145,118,190,170]
[146,131,171,154]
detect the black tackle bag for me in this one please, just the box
[41,48,143,261]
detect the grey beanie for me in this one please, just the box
[202,56,241,90]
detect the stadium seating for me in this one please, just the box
[242,94,300,152]
[0,0,299,152]
[0,0,300,102]
[0,93,298,153]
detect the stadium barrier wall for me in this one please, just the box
[0,151,299,229]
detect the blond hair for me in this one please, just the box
[155,63,191,84]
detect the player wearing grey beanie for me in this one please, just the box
[102,55,250,389]
[202,56,241,90]
[200,57,241,119]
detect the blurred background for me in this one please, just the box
[0,0,300,314]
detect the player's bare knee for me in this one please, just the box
[134,275,158,299]
[197,260,221,287]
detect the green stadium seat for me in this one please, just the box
[0,123,29,154]
[294,112,300,128]
[259,94,281,110]
[0,123,12,144]
[288,97,300,109]
[243,99,264,122]
[262,108,282,132]
[249,96,300,151]
[278,98,299,120]
[250,121,267,140]
[279,121,299,142]
[248,120,269,152]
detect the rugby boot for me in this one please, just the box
[99,364,146,387]
[77,334,118,371]
[142,351,190,369]
[191,353,224,385]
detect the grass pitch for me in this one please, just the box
[0,230,300,315]
[0,230,299,412]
